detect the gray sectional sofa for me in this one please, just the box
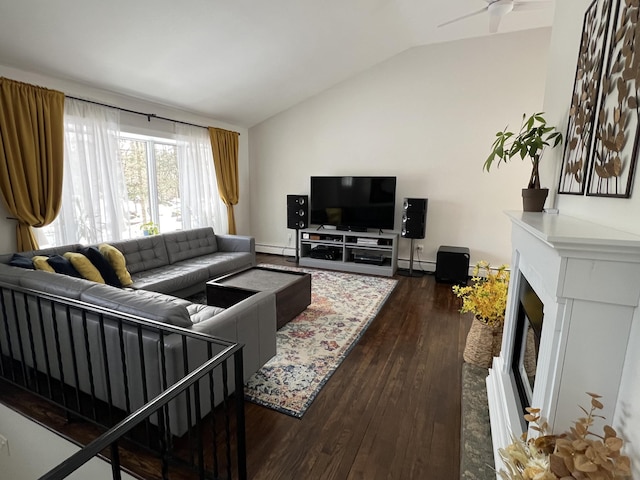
[0,227,277,435]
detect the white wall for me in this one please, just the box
[0,404,136,479]
[0,65,250,255]
[249,28,552,268]
[542,1,640,474]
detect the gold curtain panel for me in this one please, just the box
[209,127,240,234]
[0,77,65,251]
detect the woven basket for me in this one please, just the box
[463,317,503,368]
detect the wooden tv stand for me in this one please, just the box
[298,228,398,277]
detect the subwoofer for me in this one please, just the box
[401,198,427,239]
[287,195,308,229]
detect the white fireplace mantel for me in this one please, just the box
[486,212,640,475]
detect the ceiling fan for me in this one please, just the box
[438,0,552,34]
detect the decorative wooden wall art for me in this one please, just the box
[559,0,613,194]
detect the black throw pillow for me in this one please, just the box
[79,246,122,287]
[47,255,82,278]
[9,253,35,269]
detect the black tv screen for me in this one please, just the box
[310,176,397,230]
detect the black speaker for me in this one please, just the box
[401,198,427,239]
[287,195,308,229]
[436,246,470,285]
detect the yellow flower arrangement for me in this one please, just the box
[452,261,509,327]
[499,393,631,480]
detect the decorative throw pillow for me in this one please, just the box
[79,246,122,287]
[63,252,105,283]
[47,255,82,278]
[98,243,133,287]
[8,253,34,269]
[32,255,55,272]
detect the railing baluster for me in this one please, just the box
[207,343,220,478]
[136,324,151,447]
[36,297,54,399]
[234,351,247,480]
[181,335,195,466]
[193,381,205,479]
[23,292,40,393]
[65,305,82,414]
[0,287,15,381]
[81,311,98,421]
[10,290,28,386]
[50,300,68,411]
[98,315,114,426]
[117,321,131,414]
[158,331,173,455]
[157,403,170,480]
[110,441,122,480]
[222,358,232,479]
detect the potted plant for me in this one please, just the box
[485,112,564,212]
[140,221,159,236]
[452,261,509,368]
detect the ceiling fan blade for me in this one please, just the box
[438,6,488,28]
[513,0,552,11]
[489,12,502,33]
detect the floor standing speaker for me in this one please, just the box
[399,198,428,277]
[287,195,308,230]
[401,198,427,239]
[287,195,308,262]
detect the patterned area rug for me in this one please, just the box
[243,264,397,418]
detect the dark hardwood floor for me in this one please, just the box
[245,254,470,480]
[0,253,471,480]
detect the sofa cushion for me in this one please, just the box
[47,254,82,278]
[4,244,83,261]
[32,255,55,272]
[80,284,192,327]
[176,252,254,278]
[130,264,210,295]
[108,236,170,275]
[79,246,122,287]
[98,244,134,287]
[63,252,105,283]
[163,227,218,264]
[9,253,34,269]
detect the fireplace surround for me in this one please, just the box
[486,212,640,474]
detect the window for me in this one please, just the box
[120,134,182,237]
[37,99,227,248]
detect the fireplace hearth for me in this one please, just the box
[486,212,640,477]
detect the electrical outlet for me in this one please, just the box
[416,244,424,251]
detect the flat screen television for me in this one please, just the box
[310,176,397,231]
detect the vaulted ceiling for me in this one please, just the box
[0,0,554,127]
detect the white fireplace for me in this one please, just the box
[486,212,640,474]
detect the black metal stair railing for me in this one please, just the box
[0,281,247,480]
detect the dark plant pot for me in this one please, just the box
[522,188,548,212]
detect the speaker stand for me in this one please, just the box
[286,229,300,264]
[397,238,424,277]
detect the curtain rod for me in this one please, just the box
[66,95,240,135]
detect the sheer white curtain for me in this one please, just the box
[38,98,129,246]
[175,124,227,233]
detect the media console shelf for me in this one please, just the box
[298,228,398,277]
